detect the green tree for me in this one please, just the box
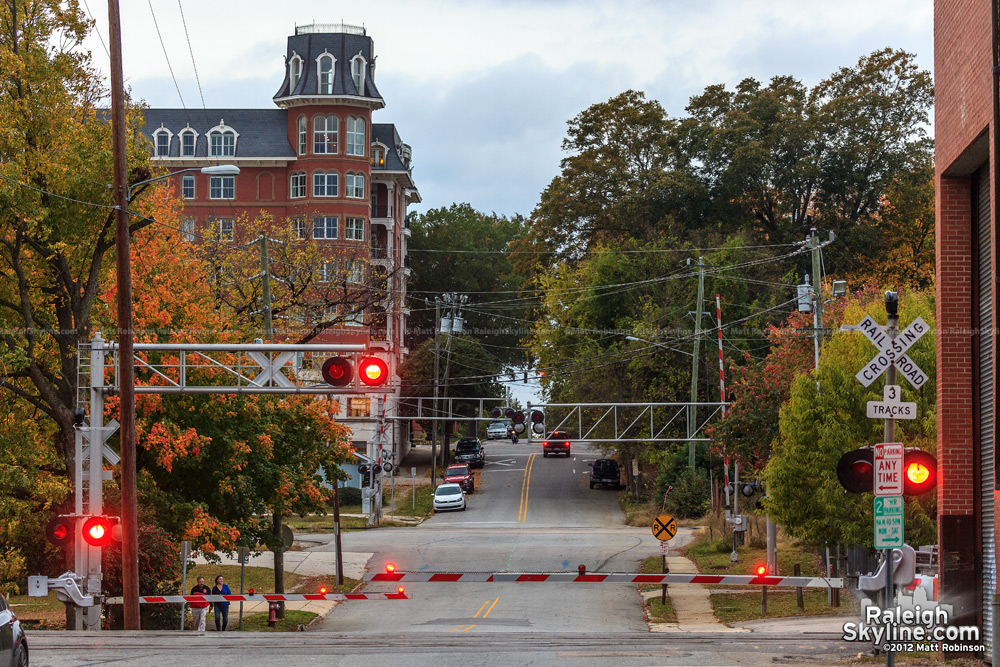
[765,288,936,547]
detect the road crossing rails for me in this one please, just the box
[365,571,843,588]
[107,592,408,604]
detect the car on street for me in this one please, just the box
[542,431,571,457]
[444,464,475,493]
[589,458,622,489]
[0,593,28,667]
[432,483,467,512]
[454,438,486,468]
[486,421,510,440]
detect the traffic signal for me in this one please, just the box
[903,450,937,496]
[81,516,121,547]
[511,411,526,434]
[490,407,503,419]
[836,448,874,493]
[529,408,545,435]
[46,516,74,547]
[358,357,388,387]
[321,354,390,391]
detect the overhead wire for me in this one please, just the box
[148,0,187,109]
[177,0,207,109]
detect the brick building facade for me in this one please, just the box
[935,0,997,652]
[140,23,419,458]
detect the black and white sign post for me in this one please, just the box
[848,292,928,667]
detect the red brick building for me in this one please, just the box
[935,0,997,652]
[141,23,419,455]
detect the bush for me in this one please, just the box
[658,468,710,519]
[336,487,362,506]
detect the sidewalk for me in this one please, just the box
[644,549,749,633]
[189,549,373,624]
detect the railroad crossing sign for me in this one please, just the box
[651,514,678,541]
[866,385,917,420]
[874,495,904,548]
[854,315,929,389]
[873,442,904,496]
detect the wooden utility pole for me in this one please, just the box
[107,0,140,630]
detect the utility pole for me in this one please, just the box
[688,257,706,469]
[811,228,824,350]
[883,292,899,667]
[259,235,274,336]
[107,0,140,631]
[439,294,462,468]
[430,298,441,488]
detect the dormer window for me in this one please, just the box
[351,55,365,95]
[318,53,335,95]
[290,54,303,90]
[208,122,237,157]
[372,145,385,168]
[179,128,197,157]
[153,128,171,157]
[346,116,365,156]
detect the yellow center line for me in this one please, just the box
[518,453,535,523]
[473,599,490,618]
[449,625,467,633]
[459,624,477,632]
[481,596,500,618]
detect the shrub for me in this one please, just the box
[336,487,362,506]
[658,468,710,519]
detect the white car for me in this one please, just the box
[486,422,510,440]
[433,483,467,512]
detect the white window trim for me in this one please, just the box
[290,171,306,199]
[207,120,239,157]
[179,127,199,157]
[312,114,338,154]
[152,126,173,157]
[342,304,364,326]
[371,141,387,168]
[345,217,365,241]
[291,218,306,240]
[351,53,366,96]
[313,170,338,197]
[216,218,234,241]
[316,50,337,95]
[345,172,365,199]
[319,260,332,282]
[297,116,307,155]
[209,175,235,200]
[181,218,196,243]
[313,216,338,240]
[346,116,366,156]
[289,52,303,90]
[181,174,196,199]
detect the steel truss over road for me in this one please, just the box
[366,571,843,588]
[376,396,727,443]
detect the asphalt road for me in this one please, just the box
[306,439,660,634]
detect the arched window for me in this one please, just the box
[346,116,365,156]
[318,54,335,94]
[297,116,307,155]
[208,124,237,157]
[179,128,197,157]
[290,55,303,90]
[345,172,365,199]
[290,172,306,199]
[313,115,338,154]
[351,55,365,95]
[313,170,338,197]
[153,128,171,157]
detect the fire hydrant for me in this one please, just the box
[267,601,278,627]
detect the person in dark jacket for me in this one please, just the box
[190,576,212,631]
[212,575,231,631]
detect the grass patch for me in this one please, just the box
[711,589,849,623]
[239,609,318,631]
[285,515,414,532]
[681,530,825,579]
[640,556,677,623]
[181,564,303,595]
[9,591,66,629]
[308,483,437,523]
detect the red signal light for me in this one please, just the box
[319,586,328,595]
[46,516,74,547]
[359,357,388,386]
[321,357,354,387]
[902,450,937,495]
[836,448,875,494]
[397,586,405,594]
[755,564,767,576]
[81,516,119,547]
[385,563,396,574]
[248,588,255,596]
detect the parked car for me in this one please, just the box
[454,438,486,468]
[432,483,467,512]
[0,593,28,667]
[590,458,621,489]
[444,464,475,493]
[542,431,571,457]
[486,421,510,440]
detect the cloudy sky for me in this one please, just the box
[83,0,933,220]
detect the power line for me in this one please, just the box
[148,0,187,109]
[177,0,206,109]
[406,242,802,255]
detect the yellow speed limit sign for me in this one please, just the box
[651,514,677,541]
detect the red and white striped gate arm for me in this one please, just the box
[366,572,843,588]
[106,592,408,604]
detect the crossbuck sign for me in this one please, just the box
[854,315,929,389]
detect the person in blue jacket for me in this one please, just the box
[212,575,231,631]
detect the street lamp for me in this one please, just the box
[625,334,693,357]
[127,164,240,201]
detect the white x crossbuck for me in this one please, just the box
[854,315,929,389]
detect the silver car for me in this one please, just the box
[486,422,509,440]
[432,483,467,512]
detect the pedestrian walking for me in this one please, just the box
[190,576,212,631]
[212,575,231,631]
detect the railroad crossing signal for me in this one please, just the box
[651,514,678,541]
[321,354,389,390]
[529,408,545,435]
[854,315,929,389]
[836,446,937,496]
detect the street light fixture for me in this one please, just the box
[625,334,694,357]
[126,164,240,201]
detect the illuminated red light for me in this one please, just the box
[319,586,328,595]
[397,586,405,594]
[359,357,388,386]
[755,565,767,576]
[386,563,396,574]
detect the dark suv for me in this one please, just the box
[454,438,485,468]
[590,458,621,489]
[542,431,571,457]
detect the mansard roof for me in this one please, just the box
[273,28,383,105]
[141,109,295,159]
